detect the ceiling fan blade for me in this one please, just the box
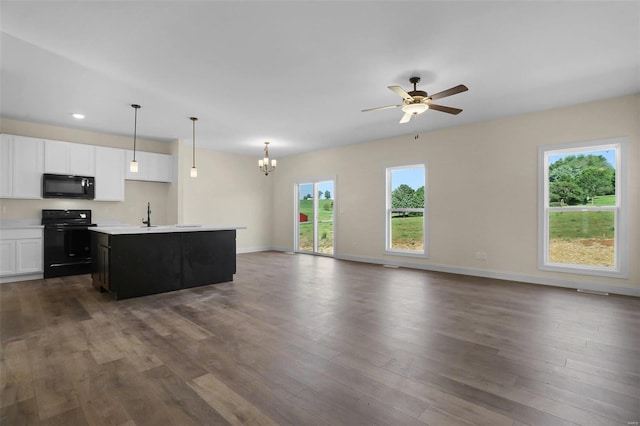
[399,112,412,123]
[388,85,414,101]
[428,84,468,100]
[361,104,402,112]
[427,103,463,115]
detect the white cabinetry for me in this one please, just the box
[94,146,125,201]
[44,139,95,176]
[0,228,43,283]
[125,150,173,182]
[0,135,13,197]
[0,134,44,199]
[0,240,16,275]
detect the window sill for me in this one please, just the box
[385,249,428,259]
[538,263,628,279]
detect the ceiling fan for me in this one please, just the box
[362,77,468,124]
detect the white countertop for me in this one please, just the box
[0,219,43,229]
[90,225,246,235]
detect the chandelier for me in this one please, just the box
[258,142,277,176]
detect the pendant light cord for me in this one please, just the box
[190,117,198,168]
[192,119,196,166]
[132,104,140,161]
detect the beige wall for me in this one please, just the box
[271,94,639,293]
[176,141,273,252]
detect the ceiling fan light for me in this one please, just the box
[402,103,429,115]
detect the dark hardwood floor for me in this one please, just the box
[1,251,638,425]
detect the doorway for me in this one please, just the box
[296,180,335,255]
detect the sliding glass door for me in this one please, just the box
[296,180,334,255]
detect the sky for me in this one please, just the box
[391,167,425,190]
[549,149,616,168]
[299,181,334,199]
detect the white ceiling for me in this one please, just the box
[1,1,638,158]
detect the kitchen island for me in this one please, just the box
[90,225,245,300]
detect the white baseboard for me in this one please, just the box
[236,246,272,254]
[334,253,639,297]
[0,273,43,284]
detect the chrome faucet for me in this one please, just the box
[142,202,151,227]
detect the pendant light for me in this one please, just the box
[258,141,276,176]
[130,104,141,173]
[190,117,198,177]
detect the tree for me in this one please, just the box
[550,180,584,205]
[577,167,614,204]
[392,184,416,210]
[414,186,424,207]
[324,190,331,200]
[548,154,615,205]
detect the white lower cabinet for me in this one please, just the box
[0,240,17,276]
[0,228,43,282]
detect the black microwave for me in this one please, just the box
[42,174,95,200]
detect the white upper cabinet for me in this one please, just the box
[125,149,149,181]
[94,146,125,201]
[44,139,95,176]
[0,135,13,197]
[147,152,173,182]
[0,134,44,199]
[1,133,173,201]
[125,150,173,183]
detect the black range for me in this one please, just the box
[42,209,96,278]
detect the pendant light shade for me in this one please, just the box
[258,142,276,176]
[130,104,141,173]
[190,117,198,177]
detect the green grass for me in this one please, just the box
[589,195,615,206]
[298,221,334,253]
[298,199,335,253]
[298,199,334,221]
[550,194,616,207]
[390,215,424,249]
[549,211,614,239]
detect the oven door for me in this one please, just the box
[43,226,92,278]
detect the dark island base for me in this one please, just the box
[92,230,236,300]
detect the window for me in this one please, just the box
[538,138,627,278]
[386,164,426,257]
[296,180,335,256]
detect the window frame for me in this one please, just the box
[538,137,628,278]
[385,163,427,258]
[293,176,336,257]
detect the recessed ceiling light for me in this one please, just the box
[72,113,85,119]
